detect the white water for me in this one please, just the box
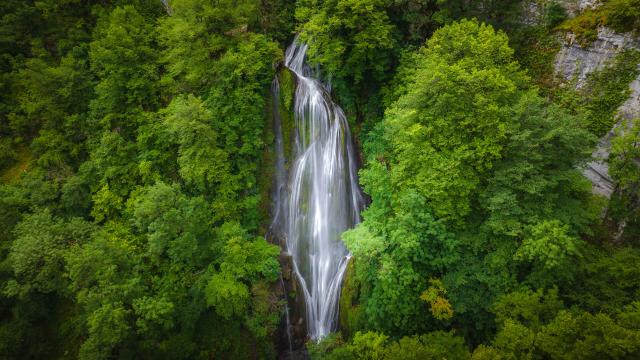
[277,38,363,340]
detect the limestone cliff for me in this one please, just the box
[548,2,640,197]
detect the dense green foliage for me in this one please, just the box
[341,18,597,341]
[609,120,640,245]
[1,0,640,359]
[0,0,286,358]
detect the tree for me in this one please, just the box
[487,287,640,359]
[608,119,640,244]
[8,209,94,297]
[89,5,159,136]
[157,0,262,95]
[308,330,470,360]
[296,0,396,117]
[344,19,594,343]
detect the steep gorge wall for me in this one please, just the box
[542,1,640,197]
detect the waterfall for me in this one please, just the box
[277,37,363,340]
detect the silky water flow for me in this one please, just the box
[269,38,364,341]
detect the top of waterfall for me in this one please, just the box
[284,36,309,76]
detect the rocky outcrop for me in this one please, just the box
[522,1,543,26]
[582,128,616,197]
[552,8,639,197]
[582,73,640,197]
[555,28,640,88]
[583,71,640,195]
[619,71,640,120]
[555,0,601,17]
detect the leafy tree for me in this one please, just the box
[344,19,594,344]
[432,0,523,32]
[162,96,231,199]
[66,222,145,359]
[344,190,459,335]
[296,0,396,118]
[89,5,159,136]
[514,221,582,287]
[485,286,640,359]
[420,278,454,321]
[127,182,215,266]
[565,246,640,314]
[608,119,640,244]
[382,19,527,223]
[8,209,94,297]
[309,330,470,359]
[205,222,280,321]
[157,0,262,95]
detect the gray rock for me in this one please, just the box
[553,22,639,198]
[577,67,640,199]
[520,1,602,29]
[578,0,601,11]
[522,0,543,26]
[555,27,640,88]
[618,69,640,120]
[583,130,616,198]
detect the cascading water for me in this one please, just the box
[274,37,363,341]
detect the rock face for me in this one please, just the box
[555,28,640,88]
[553,21,639,197]
[582,73,640,197]
[619,71,640,120]
[522,1,543,26]
[522,0,603,23]
[583,128,616,197]
[555,0,601,17]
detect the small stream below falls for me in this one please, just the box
[269,37,364,355]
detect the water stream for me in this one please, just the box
[271,38,363,341]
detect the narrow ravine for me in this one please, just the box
[270,37,364,343]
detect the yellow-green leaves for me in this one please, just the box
[515,220,580,270]
[420,279,453,321]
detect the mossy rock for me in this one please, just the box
[339,258,365,339]
[277,68,296,164]
[257,67,298,235]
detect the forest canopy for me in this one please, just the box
[1,0,639,359]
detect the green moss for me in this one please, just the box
[511,25,562,93]
[556,0,640,47]
[257,68,298,235]
[258,86,277,235]
[339,259,365,339]
[557,8,606,47]
[278,68,295,113]
[277,68,296,165]
[583,49,640,136]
